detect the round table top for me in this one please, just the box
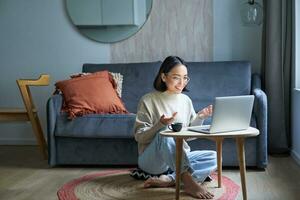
[160,127,259,139]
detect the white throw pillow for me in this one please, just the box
[109,72,123,98]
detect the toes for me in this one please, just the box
[197,193,204,199]
[194,190,214,199]
[203,191,214,199]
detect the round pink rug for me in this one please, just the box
[58,169,239,200]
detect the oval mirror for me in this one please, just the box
[66,0,153,43]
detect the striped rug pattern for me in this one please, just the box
[58,169,239,200]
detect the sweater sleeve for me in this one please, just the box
[190,115,204,126]
[188,99,204,126]
[134,98,165,144]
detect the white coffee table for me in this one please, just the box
[160,127,259,200]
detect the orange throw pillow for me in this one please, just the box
[55,71,128,119]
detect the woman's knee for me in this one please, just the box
[210,150,217,158]
[209,151,217,166]
[204,150,217,166]
[200,150,217,160]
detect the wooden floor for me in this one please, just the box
[0,146,300,200]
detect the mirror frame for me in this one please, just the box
[65,0,153,43]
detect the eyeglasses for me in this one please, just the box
[165,73,190,84]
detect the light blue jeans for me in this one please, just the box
[138,133,217,183]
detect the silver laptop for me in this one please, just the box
[188,95,254,134]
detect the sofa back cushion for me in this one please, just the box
[187,61,251,111]
[82,61,251,113]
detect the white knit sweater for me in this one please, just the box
[134,91,204,154]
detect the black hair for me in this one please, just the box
[153,56,189,92]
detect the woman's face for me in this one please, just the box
[161,64,190,94]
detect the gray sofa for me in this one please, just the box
[47,61,268,168]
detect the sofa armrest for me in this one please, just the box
[47,94,63,166]
[251,73,268,168]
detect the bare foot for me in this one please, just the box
[144,175,175,188]
[184,181,214,199]
[182,172,214,199]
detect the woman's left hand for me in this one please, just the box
[197,105,213,119]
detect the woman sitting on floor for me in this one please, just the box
[134,56,217,199]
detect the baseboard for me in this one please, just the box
[0,138,37,145]
[291,149,300,166]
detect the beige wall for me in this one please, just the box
[111,0,213,63]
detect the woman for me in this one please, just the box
[134,56,217,199]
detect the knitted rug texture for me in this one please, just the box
[57,169,240,200]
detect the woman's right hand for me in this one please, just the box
[160,112,178,125]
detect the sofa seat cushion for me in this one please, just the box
[55,113,136,138]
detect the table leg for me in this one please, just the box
[216,138,223,188]
[175,138,183,200]
[236,137,247,200]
